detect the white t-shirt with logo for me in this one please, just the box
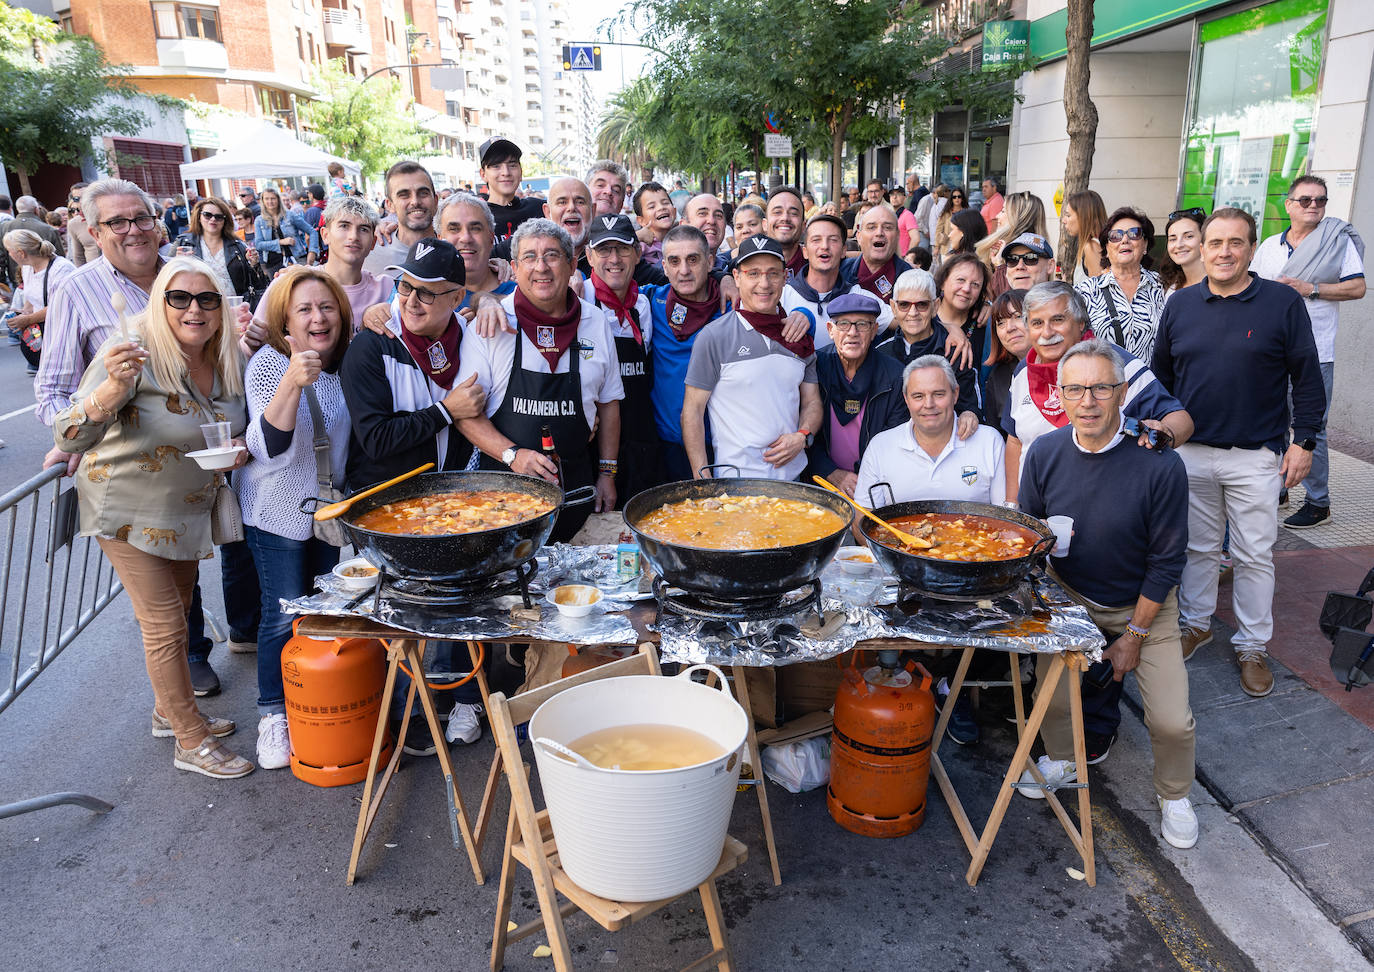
[855,423,1005,508]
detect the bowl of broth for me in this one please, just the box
[331,557,380,592]
[834,545,876,575]
[530,666,747,901]
[546,584,602,618]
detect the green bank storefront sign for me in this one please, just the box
[982,20,1029,71]
[1029,0,1233,60]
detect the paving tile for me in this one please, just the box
[1284,452,1374,549]
[1239,774,1374,920]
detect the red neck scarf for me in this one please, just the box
[740,307,814,358]
[514,288,582,367]
[785,246,806,278]
[398,316,463,390]
[1024,328,1095,428]
[590,272,643,345]
[855,256,897,299]
[664,277,721,340]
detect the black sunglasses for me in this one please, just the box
[200,211,226,222]
[165,290,223,310]
[1004,252,1041,267]
[1291,195,1328,208]
[1169,207,1207,223]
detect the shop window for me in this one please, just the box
[1181,0,1327,239]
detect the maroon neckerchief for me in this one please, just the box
[664,277,721,339]
[514,287,582,367]
[399,316,463,390]
[855,256,897,299]
[591,272,643,345]
[740,307,814,358]
[1025,328,1096,428]
[785,246,806,278]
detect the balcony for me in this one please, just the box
[322,9,370,51]
[156,37,229,72]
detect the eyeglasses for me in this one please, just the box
[1291,195,1328,208]
[1168,207,1207,222]
[200,212,226,222]
[165,289,223,310]
[830,319,876,333]
[516,251,567,268]
[1004,253,1041,267]
[397,278,461,304]
[98,215,157,235]
[892,299,932,315]
[1106,227,1144,243]
[238,192,253,198]
[1057,381,1124,401]
[739,269,785,282]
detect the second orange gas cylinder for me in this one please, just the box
[827,654,935,837]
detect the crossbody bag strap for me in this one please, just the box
[302,384,334,491]
[1100,284,1126,347]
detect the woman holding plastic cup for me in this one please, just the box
[178,196,268,304]
[52,256,254,779]
[236,265,353,769]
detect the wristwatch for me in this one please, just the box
[501,446,518,466]
[1298,438,1317,452]
[798,427,814,448]
[1308,283,1321,300]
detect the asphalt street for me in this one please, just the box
[0,339,1366,971]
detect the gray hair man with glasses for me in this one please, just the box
[1249,174,1366,531]
[1016,338,1198,851]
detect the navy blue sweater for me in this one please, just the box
[1151,273,1325,453]
[1019,426,1188,608]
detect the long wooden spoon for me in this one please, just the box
[811,475,933,549]
[313,462,435,522]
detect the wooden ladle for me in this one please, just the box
[313,462,435,522]
[811,476,933,549]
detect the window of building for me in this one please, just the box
[151,3,221,41]
[59,14,74,32]
[111,139,185,198]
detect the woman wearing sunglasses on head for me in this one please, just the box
[1075,206,1167,361]
[177,196,269,305]
[52,256,255,780]
[1158,207,1208,298]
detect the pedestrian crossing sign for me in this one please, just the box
[563,44,601,71]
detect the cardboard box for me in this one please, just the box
[779,659,846,717]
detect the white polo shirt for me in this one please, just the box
[455,293,625,430]
[1251,230,1364,362]
[684,310,818,480]
[855,422,1006,508]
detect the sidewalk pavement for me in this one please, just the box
[1125,446,1374,958]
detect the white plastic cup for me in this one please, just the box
[1047,515,1074,557]
[200,421,232,450]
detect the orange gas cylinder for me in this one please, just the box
[827,656,935,837]
[281,623,393,787]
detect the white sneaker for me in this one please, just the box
[1016,755,1076,800]
[256,714,291,770]
[1158,795,1199,849]
[445,702,482,744]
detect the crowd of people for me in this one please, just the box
[2,140,1364,854]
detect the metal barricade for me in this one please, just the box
[0,466,120,819]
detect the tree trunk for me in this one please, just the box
[752,133,761,193]
[16,168,32,197]
[1060,0,1098,275]
[829,102,855,204]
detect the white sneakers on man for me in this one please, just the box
[445,702,482,744]
[1016,755,1077,799]
[256,714,291,770]
[1158,795,1199,849]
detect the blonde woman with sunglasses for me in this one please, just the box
[53,256,254,780]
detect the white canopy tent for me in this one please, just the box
[179,123,362,185]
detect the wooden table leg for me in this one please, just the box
[347,639,404,885]
[406,639,485,884]
[730,665,782,886]
[1066,653,1096,886]
[467,640,503,859]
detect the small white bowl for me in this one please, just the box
[187,446,245,471]
[332,557,380,592]
[547,584,602,618]
[834,545,877,575]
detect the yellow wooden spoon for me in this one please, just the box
[811,475,933,549]
[313,462,435,522]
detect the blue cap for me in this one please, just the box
[827,292,883,319]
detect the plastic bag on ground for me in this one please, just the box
[761,737,831,793]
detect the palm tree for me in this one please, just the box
[596,77,661,182]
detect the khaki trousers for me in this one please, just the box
[99,538,209,748]
[1036,583,1196,801]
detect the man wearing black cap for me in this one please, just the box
[456,219,624,540]
[683,235,822,481]
[1003,232,1055,291]
[340,237,486,490]
[581,214,660,500]
[480,137,544,246]
[806,292,909,497]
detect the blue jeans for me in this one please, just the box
[243,525,339,715]
[1301,361,1335,508]
[189,540,262,662]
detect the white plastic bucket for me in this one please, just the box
[530,665,747,901]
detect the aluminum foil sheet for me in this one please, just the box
[655,563,1104,667]
[279,543,640,646]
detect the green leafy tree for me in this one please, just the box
[631,0,1025,201]
[298,59,430,182]
[0,5,148,196]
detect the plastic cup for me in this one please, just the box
[200,421,232,450]
[1047,515,1074,557]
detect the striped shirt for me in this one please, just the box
[34,256,158,425]
[1076,269,1167,362]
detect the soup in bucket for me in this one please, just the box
[566,724,725,771]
